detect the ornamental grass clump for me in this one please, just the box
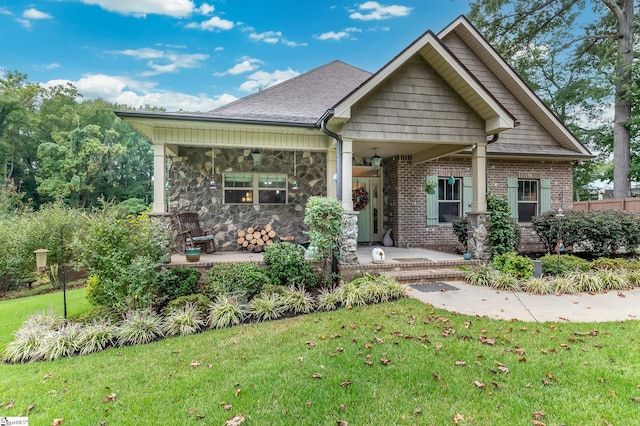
[117,309,164,346]
[552,276,580,295]
[2,322,49,363]
[335,281,367,308]
[596,270,628,290]
[207,295,247,329]
[564,271,604,293]
[78,319,116,355]
[460,264,493,287]
[163,303,206,337]
[522,277,555,295]
[489,270,520,291]
[316,288,340,311]
[281,285,315,315]
[34,322,83,361]
[249,292,286,322]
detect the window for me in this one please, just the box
[518,180,538,222]
[224,173,287,204]
[438,177,462,223]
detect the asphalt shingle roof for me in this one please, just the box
[204,60,372,125]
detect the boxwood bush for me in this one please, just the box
[262,242,317,288]
[201,262,272,300]
[539,253,591,276]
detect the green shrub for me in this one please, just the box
[532,210,640,257]
[163,303,206,337]
[75,305,122,325]
[591,257,627,270]
[74,209,169,307]
[201,262,271,300]
[165,294,211,315]
[262,242,317,288]
[452,217,470,253]
[207,295,247,329]
[539,254,591,276]
[491,252,533,279]
[304,196,343,285]
[156,266,201,309]
[487,192,521,257]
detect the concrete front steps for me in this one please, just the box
[338,259,481,285]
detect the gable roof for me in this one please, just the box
[439,16,591,157]
[331,30,516,135]
[204,60,371,126]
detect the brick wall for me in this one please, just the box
[384,155,573,254]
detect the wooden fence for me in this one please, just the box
[572,198,640,212]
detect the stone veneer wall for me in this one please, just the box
[384,155,574,254]
[168,147,327,252]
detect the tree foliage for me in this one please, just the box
[469,0,638,198]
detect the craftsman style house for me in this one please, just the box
[116,16,591,261]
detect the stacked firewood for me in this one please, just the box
[237,224,276,252]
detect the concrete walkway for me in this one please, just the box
[407,281,640,323]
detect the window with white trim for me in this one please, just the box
[438,177,462,223]
[223,173,287,204]
[518,180,538,222]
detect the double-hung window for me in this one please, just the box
[224,173,287,204]
[438,177,462,223]
[517,180,538,222]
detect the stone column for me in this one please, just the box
[152,144,166,214]
[467,212,491,261]
[340,210,359,264]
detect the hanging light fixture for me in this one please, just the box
[292,150,299,190]
[209,147,217,190]
[251,149,263,166]
[370,147,382,171]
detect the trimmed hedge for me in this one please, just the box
[532,210,640,257]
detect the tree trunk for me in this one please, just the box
[606,0,634,198]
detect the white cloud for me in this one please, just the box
[42,74,235,111]
[111,48,209,75]
[23,8,52,20]
[248,30,306,47]
[0,7,13,16]
[186,16,234,31]
[349,1,412,21]
[79,0,196,18]
[317,31,349,41]
[214,46,224,52]
[196,3,214,15]
[216,58,263,76]
[238,68,299,93]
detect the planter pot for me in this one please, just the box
[463,253,473,260]
[185,247,201,262]
[426,188,436,195]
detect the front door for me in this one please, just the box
[352,170,382,244]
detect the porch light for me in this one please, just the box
[370,147,382,171]
[251,150,263,166]
[34,249,49,273]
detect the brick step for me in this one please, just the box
[338,259,479,282]
[378,268,466,285]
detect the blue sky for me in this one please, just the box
[1,1,471,111]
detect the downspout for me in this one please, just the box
[320,109,343,201]
[487,133,499,144]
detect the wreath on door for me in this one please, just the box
[352,187,369,211]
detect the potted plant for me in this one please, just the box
[423,179,437,195]
[452,217,473,259]
[185,242,201,262]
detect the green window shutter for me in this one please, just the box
[463,176,473,214]
[507,177,519,219]
[540,178,551,214]
[426,175,439,226]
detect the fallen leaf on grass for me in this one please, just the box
[4,400,14,409]
[223,404,232,410]
[312,373,323,379]
[51,419,63,426]
[413,408,422,415]
[533,410,545,418]
[452,413,464,423]
[25,404,35,415]
[225,414,245,426]
[380,358,392,365]
[340,380,352,387]
[234,389,241,397]
[433,374,442,382]
[190,361,200,368]
[337,421,348,426]
[102,394,116,403]
[532,420,546,426]
[306,401,312,407]
[479,335,495,345]
[455,361,466,367]
[474,380,485,389]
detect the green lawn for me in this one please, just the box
[1,297,639,425]
[0,288,91,350]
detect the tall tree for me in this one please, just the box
[469,0,637,198]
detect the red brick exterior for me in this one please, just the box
[383,155,573,254]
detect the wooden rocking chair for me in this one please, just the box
[177,212,216,253]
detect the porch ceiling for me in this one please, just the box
[352,139,471,162]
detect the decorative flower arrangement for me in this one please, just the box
[352,187,369,211]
